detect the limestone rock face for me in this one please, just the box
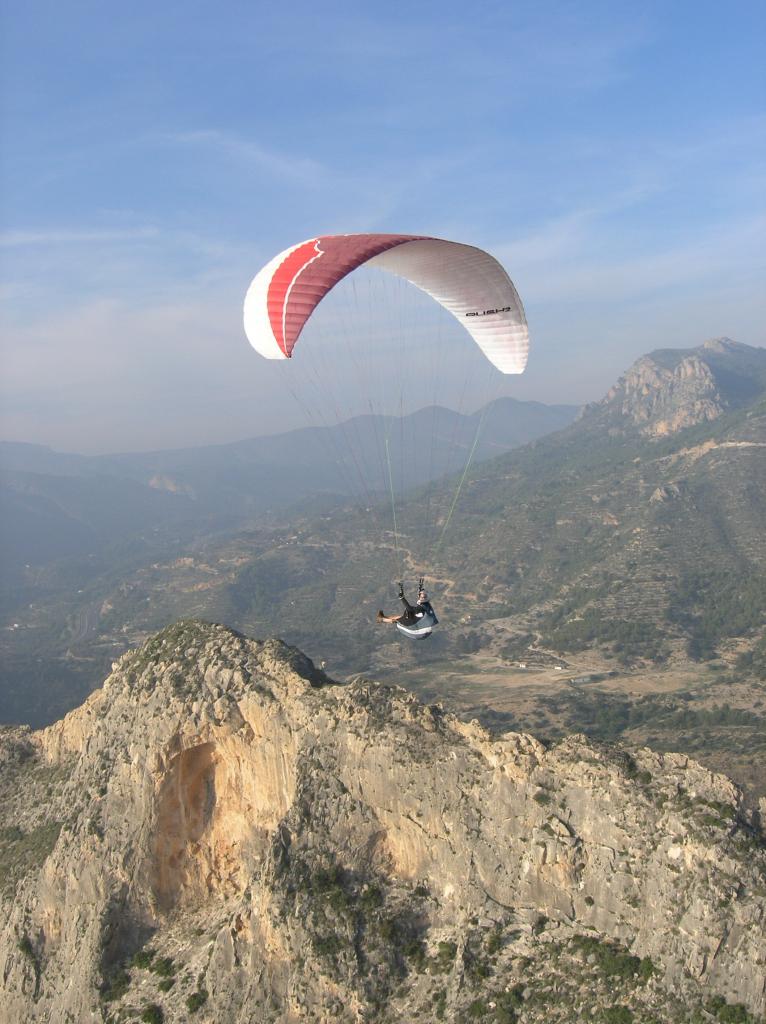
[1,621,764,1023]
[579,337,766,438]
[588,353,724,437]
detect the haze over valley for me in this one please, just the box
[2,339,765,806]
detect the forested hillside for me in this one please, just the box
[2,340,765,762]
[208,339,766,673]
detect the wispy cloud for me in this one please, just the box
[0,291,259,450]
[0,227,159,248]
[164,130,327,186]
[499,205,766,307]
[535,215,766,304]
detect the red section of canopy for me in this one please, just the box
[266,233,427,357]
[265,239,320,356]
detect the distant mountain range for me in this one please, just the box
[2,338,765,729]
[0,397,576,578]
[0,396,576,725]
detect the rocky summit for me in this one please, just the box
[581,338,766,437]
[1,621,765,1023]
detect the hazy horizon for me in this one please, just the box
[0,384,582,457]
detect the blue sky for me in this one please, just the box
[1,0,764,451]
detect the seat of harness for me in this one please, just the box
[396,609,438,638]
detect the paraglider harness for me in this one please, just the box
[396,578,439,639]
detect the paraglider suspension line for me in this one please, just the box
[384,436,401,572]
[434,403,489,556]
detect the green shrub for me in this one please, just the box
[708,996,756,1023]
[0,821,63,893]
[359,884,383,910]
[311,866,341,890]
[736,636,766,680]
[638,957,656,981]
[403,938,427,970]
[547,609,664,663]
[465,954,491,981]
[467,998,488,1018]
[603,1008,632,1024]
[149,956,174,978]
[326,888,350,914]
[141,1005,163,1024]
[187,989,208,1013]
[494,984,524,1021]
[131,948,156,969]
[700,813,730,830]
[434,988,447,1019]
[570,935,647,982]
[100,968,130,1003]
[314,934,343,957]
[437,941,457,962]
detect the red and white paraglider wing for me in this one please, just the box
[243,233,528,374]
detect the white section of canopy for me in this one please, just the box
[368,239,528,374]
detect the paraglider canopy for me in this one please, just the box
[244,233,528,374]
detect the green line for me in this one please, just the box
[385,436,400,571]
[434,406,488,556]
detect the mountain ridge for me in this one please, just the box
[0,396,577,575]
[1,621,764,1023]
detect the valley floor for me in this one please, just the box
[385,650,766,804]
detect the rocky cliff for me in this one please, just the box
[581,338,766,437]
[1,621,765,1023]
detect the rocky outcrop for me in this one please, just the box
[587,353,724,437]
[1,621,765,1023]
[579,337,766,438]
